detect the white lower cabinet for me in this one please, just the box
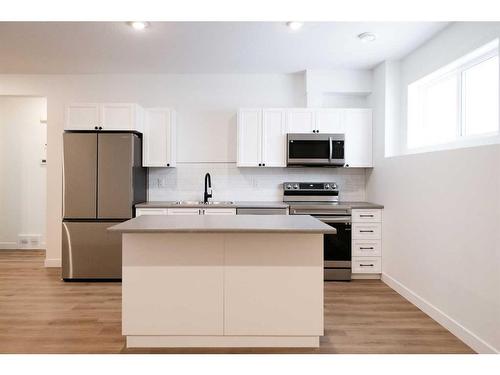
[137,207,236,216]
[136,208,168,216]
[203,208,237,215]
[351,209,382,277]
[167,208,201,215]
[352,257,381,274]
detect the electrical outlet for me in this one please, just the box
[17,235,30,249]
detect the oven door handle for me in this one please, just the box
[329,136,333,163]
[315,216,352,223]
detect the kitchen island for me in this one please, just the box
[109,215,335,348]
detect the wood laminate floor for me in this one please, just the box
[0,250,474,354]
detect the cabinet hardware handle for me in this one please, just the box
[263,163,266,166]
[360,247,374,250]
[360,215,374,217]
[360,264,374,267]
[94,126,98,130]
[360,230,374,233]
[99,126,102,130]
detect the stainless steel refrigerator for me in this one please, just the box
[62,131,146,280]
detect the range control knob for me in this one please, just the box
[293,184,299,189]
[325,184,331,189]
[286,184,292,190]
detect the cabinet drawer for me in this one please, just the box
[352,209,381,223]
[352,240,381,257]
[352,257,381,274]
[167,208,201,215]
[203,208,236,215]
[352,223,381,239]
[136,208,168,216]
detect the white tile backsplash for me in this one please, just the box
[148,163,366,202]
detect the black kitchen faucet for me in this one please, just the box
[204,173,212,203]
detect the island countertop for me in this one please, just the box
[109,214,336,234]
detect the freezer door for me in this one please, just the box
[97,133,134,219]
[63,132,97,219]
[62,221,122,279]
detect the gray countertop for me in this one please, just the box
[109,214,337,234]
[135,201,382,209]
[135,201,289,209]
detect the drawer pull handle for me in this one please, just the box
[359,264,374,267]
[360,247,374,250]
[359,230,374,233]
[360,215,374,217]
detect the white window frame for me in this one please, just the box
[406,39,500,154]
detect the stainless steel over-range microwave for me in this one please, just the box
[287,133,345,167]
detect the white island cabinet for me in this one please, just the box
[109,215,333,348]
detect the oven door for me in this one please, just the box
[316,216,352,281]
[287,133,345,166]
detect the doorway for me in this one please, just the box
[0,96,48,250]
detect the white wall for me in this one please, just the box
[366,22,500,353]
[305,69,372,107]
[0,96,47,249]
[0,73,366,266]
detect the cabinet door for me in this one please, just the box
[100,103,137,130]
[344,109,372,167]
[237,109,262,167]
[315,109,344,134]
[262,109,287,167]
[203,208,236,215]
[136,208,168,216]
[224,233,323,336]
[143,108,176,167]
[122,233,224,335]
[167,208,201,215]
[65,103,100,130]
[286,109,315,133]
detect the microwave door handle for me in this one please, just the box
[329,136,333,163]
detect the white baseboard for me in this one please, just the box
[44,258,61,268]
[352,274,381,280]
[382,272,499,354]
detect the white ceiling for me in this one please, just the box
[0,22,449,74]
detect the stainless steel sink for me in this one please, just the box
[174,200,235,206]
[174,201,203,205]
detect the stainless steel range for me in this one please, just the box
[284,182,352,281]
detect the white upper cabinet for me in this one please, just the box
[237,109,262,167]
[237,109,287,167]
[65,103,100,130]
[261,109,287,167]
[286,109,316,133]
[315,109,344,134]
[344,109,372,168]
[100,103,143,131]
[238,107,373,168]
[65,103,143,132]
[143,108,176,167]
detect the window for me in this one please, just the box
[408,39,499,151]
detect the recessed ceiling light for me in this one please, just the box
[286,21,304,31]
[128,21,150,31]
[358,32,377,42]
